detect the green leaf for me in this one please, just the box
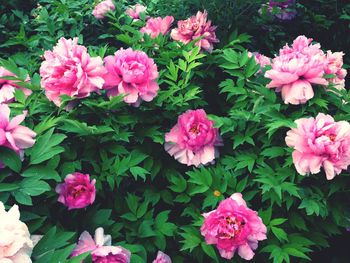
[0,146,22,172]
[22,166,60,181]
[20,179,51,196]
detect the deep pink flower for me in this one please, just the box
[0,104,36,153]
[324,51,347,90]
[55,172,96,210]
[201,193,267,260]
[268,0,296,20]
[286,113,350,180]
[140,16,174,39]
[171,11,219,52]
[103,48,159,106]
[40,37,106,106]
[265,36,328,105]
[125,4,146,20]
[152,251,171,263]
[0,67,32,104]
[71,228,131,263]
[92,0,115,20]
[164,109,221,167]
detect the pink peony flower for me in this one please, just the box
[0,67,32,104]
[103,48,159,106]
[92,0,115,20]
[265,35,328,105]
[140,16,174,39]
[71,227,131,263]
[55,172,96,210]
[40,37,106,106]
[152,251,171,263]
[0,202,34,263]
[125,4,146,20]
[170,11,219,52]
[164,109,222,167]
[0,104,36,153]
[200,193,267,260]
[285,113,350,180]
[324,51,347,90]
[248,52,271,74]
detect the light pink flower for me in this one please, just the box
[248,52,271,74]
[125,4,146,20]
[171,11,219,52]
[40,37,106,106]
[92,0,115,20]
[324,51,347,90]
[286,113,350,180]
[164,109,221,167]
[0,67,32,104]
[71,227,131,263]
[201,193,267,260]
[0,104,36,153]
[265,35,328,105]
[55,172,96,210]
[0,202,34,263]
[140,16,174,39]
[152,251,171,263]
[103,48,159,106]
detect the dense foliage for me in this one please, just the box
[0,1,349,263]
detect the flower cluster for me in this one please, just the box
[261,0,297,20]
[265,35,347,105]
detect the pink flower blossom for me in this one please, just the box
[324,51,347,90]
[285,113,350,180]
[55,172,96,210]
[92,0,115,20]
[248,52,271,74]
[40,37,106,106]
[71,227,131,263]
[0,202,34,263]
[265,35,328,105]
[201,193,267,260]
[103,48,159,106]
[153,251,171,263]
[0,67,32,104]
[164,109,222,167]
[171,11,219,52]
[0,104,36,153]
[140,16,174,39]
[125,4,146,20]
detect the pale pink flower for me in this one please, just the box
[140,16,174,39]
[0,67,32,104]
[71,228,131,263]
[164,109,222,167]
[153,251,171,263]
[201,193,267,260]
[324,51,347,90]
[103,48,159,106]
[0,202,34,263]
[0,104,36,153]
[56,172,96,210]
[92,0,115,20]
[40,37,106,106]
[265,35,328,105]
[125,4,146,20]
[286,113,350,180]
[171,11,219,52]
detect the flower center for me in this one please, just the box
[328,134,336,142]
[189,125,200,135]
[72,188,85,198]
[217,216,246,240]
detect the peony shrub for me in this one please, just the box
[0,1,349,263]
